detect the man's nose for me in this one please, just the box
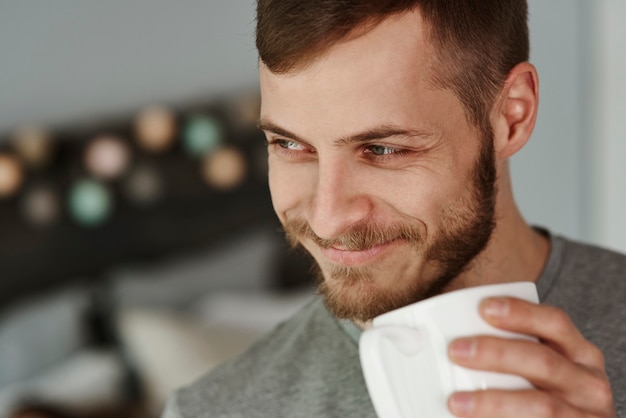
[306,159,371,240]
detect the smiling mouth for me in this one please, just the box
[319,240,398,266]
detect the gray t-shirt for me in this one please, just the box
[162,235,626,417]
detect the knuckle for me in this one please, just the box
[532,394,568,417]
[481,337,504,359]
[549,308,573,332]
[587,344,606,368]
[483,393,507,415]
[477,336,510,366]
[588,372,614,410]
[535,347,560,376]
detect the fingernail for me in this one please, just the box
[449,337,476,360]
[449,392,475,416]
[481,297,509,318]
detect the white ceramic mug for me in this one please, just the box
[359,282,539,418]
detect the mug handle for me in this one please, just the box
[360,325,450,418]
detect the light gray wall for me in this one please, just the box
[0,1,258,131]
[589,0,626,252]
[515,0,626,252]
[1,1,622,250]
[510,0,584,240]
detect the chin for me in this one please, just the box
[315,264,432,322]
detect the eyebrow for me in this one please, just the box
[258,119,304,142]
[257,119,434,145]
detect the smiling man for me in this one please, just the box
[259,10,506,324]
[163,1,625,417]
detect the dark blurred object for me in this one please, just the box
[9,401,149,418]
[0,283,147,417]
[9,403,75,418]
[0,92,315,417]
[0,93,288,309]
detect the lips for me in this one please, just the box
[319,240,397,266]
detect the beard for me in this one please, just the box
[282,134,497,322]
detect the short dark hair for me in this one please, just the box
[256,0,529,134]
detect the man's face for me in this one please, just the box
[259,10,496,322]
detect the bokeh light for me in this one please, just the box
[135,105,177,153]
[21,184,61,227]
[0,152,24,198]
[67,179,113,226]
[84,135,131,180]
[123,163,163,205]
[201,147,246,190]
[11,126,54,169]
[183,115,222,157]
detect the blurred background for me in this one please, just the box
[0,1,624,417]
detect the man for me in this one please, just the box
[164,1,625,416]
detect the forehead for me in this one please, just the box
[260,9,432,89]
[259,10,464,140]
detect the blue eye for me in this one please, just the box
[369,145,396,155]
[280,140,303,150]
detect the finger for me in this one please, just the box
[448,390,587,418]
[448,336,615,415]
[479,297,606,369]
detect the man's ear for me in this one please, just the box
[492,62,539,161]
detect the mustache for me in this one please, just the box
[283,217,424,251]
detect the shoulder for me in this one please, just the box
[558,236,626,273]
[544,235,626,411]
[543,234,626,311]
[548,235,626,299]
[166,297,372,418]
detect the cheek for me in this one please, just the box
[268,162,286,221]
[268,159,309,222]
[381,167,472,228]
[392,184,444,228]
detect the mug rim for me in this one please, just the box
[371,281,537,326]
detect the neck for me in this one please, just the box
[444,163,550,292]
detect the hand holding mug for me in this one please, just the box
[359,282,539,418]
[446,296,616,417]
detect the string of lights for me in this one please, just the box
[0,92,280,307]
